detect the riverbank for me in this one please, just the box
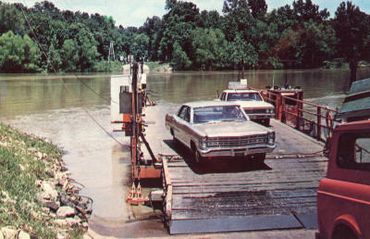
[0,123,92,238]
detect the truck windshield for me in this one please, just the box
[193,105,246,124]
[227,92,262,101]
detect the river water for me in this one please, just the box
[0,68,369,237]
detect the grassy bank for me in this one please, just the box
[0,123,86,238]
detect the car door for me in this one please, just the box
[181,106,192,147]
[173,105,189,145]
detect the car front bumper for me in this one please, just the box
[248,113,275,120]
[198,144,276,158]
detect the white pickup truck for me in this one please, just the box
[165,101,276,163]
[219,89,275,126]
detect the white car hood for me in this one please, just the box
[193,120,272,138]
[234,100,274,109]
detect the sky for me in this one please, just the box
[4,0,370,27]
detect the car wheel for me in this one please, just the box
[194,149,203,163]
[170,128,179,146]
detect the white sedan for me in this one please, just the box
[165,101,276,163]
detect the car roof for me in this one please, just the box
[184,101,240,108]
[222,89,259,93]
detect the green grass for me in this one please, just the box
[0,123,83,238]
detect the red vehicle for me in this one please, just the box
[317,78,370,239]
[317,120,370,239]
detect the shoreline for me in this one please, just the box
[0,123,92,238]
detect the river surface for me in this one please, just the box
[0,69,369,237]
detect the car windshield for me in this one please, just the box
[193,105,246,124]
[227,92,262,101]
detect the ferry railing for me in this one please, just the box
[262,90,339,143]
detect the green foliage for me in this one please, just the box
[0,0,368,72]
[171,41,191,70]
[191,28,227,70]
[0,31,40,72]
[334,1,369,82]
[0,3,25,35]
[227,34,258,68]
[248,0,267,19]
[61,39,78,72]
[130,33,149,59]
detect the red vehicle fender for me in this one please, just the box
[331,214,362,239]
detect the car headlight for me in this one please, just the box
[266,108,275,114]
[199,138,207,150]
[267,132,275,145]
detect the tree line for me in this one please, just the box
[0,0,369,81]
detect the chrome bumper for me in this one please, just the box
[248,113,275,120]
[198,144,276,158]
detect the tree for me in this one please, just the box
[227,34,258,74]
[292,0,329,22]
[47,36,61,72]
[61,39,78,72]
[248,0,267,19]
[222,0,254,41]
[0,3,25,35]
[199,10,223,29]
[23,34,41,72]
[191,28,227,70]
[333,1,369,84]
[159,0,200,61]
[130,33,149,59]
[171,41,191,70]
[297,20,336,68]
[0,31,40,72]
[140,16,162,60]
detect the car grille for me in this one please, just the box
[244,108,268,114]
[207,135,267,147]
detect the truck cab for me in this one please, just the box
[317,78,370,239]
[219,83,275,126]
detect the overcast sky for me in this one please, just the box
[4,0,370,27]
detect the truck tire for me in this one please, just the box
[332,225,358,239]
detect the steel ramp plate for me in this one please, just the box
[169,215,303,234]
[295,213,318,229]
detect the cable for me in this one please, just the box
[20,2,119,105]
[75,75,119,104]
[19,2,124,147]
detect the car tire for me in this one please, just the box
[194,149,203,163]
[170,128,179,146]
